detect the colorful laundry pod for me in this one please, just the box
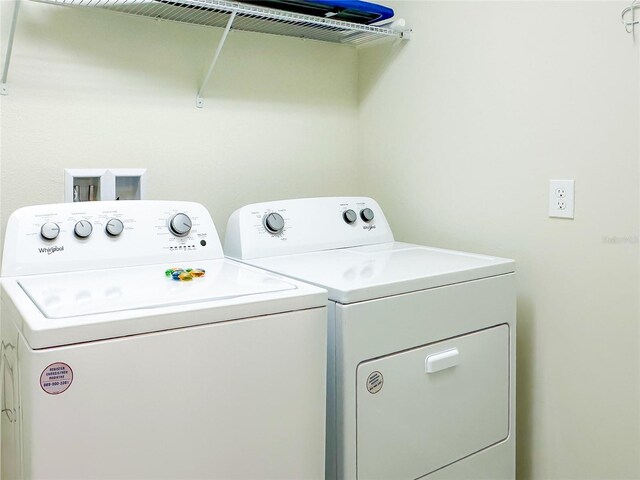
[171,270,185,280]
[166,267,205,281]
[178,271,193,281]
[165,267,184,277]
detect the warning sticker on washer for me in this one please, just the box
[40,362,73,395]
[366,371,383,394]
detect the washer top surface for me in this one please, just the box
[1,201,327,349]
[18,259,297,319]
[248,242,514,304]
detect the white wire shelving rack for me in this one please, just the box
[1,0,411,107]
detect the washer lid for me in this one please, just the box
[18,259,297,319]
[247,242,515,304]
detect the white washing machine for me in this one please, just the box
[225,197,516,480]
[0,200,328,480]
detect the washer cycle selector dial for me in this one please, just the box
[40,222,60,241]
[105,218,124,237]
[343,209,357,224]
[169,213,192,237]
[360,208,375,222]
[263,213,285,234]
[74,220,93,238]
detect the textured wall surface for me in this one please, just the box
[0,0,359,247]
[358,2,640,478]
[1,0,639,478]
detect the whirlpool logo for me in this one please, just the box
[38,246,64,255]
[362,225,377,231]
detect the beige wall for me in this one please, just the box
[0,0,359,245]
[359,1,640,478]
[1,0,640,479]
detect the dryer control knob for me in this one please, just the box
[74,220,93,239]
[343,209,357,224]
[169,213,192,237]
[40,222,60,241]
[263,213,285,234]
[360,208,375,222]
[105,218,124,237]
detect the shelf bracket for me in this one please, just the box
[196,11,236,108]
[1,0,22,96]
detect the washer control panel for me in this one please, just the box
[225,197,394,260]
[2,201,223,276]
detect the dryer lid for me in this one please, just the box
[247,242,515,304]
[18,259,297,319]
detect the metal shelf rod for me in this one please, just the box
[196,10,236,108]
[1,0,22,95]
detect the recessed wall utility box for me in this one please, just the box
[64,169,109,202]
[111,169,146,201]
[64,169,147,202]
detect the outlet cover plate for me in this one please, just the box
[549,179,574,219]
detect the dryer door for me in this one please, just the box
[356,324,510,479]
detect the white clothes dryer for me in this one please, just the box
[0,200,328,480]
[225,197,516,480]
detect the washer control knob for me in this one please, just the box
[40,222,60,241]
[169,213,192,237]
[343,209,357,224]
[105,218,124,237]
[263,213,285,234]
[360,208,375,222]
[74,220,93,239]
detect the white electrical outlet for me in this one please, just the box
[549,179,574,219]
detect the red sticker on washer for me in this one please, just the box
[40,362,73,395]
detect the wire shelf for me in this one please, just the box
[30,0,409,45]
[1,0,410,104]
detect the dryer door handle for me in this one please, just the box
[425,348,459,374]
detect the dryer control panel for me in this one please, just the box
[2,201,223,276]
[224,197,394,260]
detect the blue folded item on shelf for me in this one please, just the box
[243,0,394,24]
